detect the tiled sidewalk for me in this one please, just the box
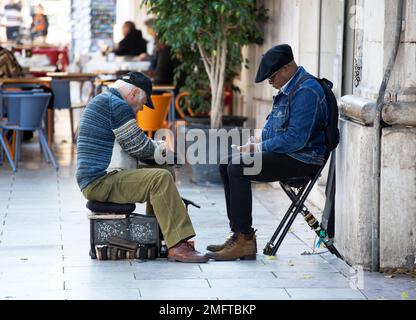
[0,113,415,300]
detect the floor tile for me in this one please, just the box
[285,288,366,300]
[0,116,412,300]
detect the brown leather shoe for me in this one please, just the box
[168,241,209,263]
[206,233,234,252]
[206,232,257,261]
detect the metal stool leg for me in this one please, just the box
[0,130,3,166]
[0,133,16,171]
[38,129,58,171]
[264,166,325,256]
[263,186,306,255]
[282,184,343,259]
[14,130,21,169]
[271,182,316,256]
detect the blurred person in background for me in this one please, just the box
[151,39,177,85]
[1,0,23,43]
[0,44,24,77]
[113,21,147,57]
[141,18,179,86]
[0,44,30,139]
[30,3,48,43]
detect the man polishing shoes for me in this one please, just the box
[77,72,208,263]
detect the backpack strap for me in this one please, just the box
[283,75,316,129]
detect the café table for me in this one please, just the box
[46,73,99,145]
[0,77,52,87]
[0,77,53,161]
[47,72,98,101]
[0,77,51,155]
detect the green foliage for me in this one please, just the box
[143,0,267,114]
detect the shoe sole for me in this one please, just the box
[206,248,223,253]
[206,246,225,252]
[167,256,209,263]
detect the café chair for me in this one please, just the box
[136,93,172,139]
[0,93,57,172]
[0,89,46,164]
[50,79,86,144]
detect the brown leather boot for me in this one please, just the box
[168,241,209,263]
[206,233,234,252]
[206,232,257,261]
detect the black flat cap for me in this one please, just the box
[255,44,294,83]
[121,71,155,109]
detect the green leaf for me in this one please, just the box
[144,0,268,115]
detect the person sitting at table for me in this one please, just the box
[0,45,24,78]
[140,19,179,86]
[151,39,179,86]
[1,0,23,43]
[30,3,49,44]
[113,21,147,57]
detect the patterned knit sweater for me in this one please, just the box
[76,88,155,191]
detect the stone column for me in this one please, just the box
[336,96,376,267]
[336,0,416,270]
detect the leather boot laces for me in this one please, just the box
[185,241,201,253]
[225,233,239,249]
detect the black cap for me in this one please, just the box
[121,71,155,109]
[255,44,294,83]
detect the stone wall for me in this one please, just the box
[380,128,416,270]
[235,0,416,270]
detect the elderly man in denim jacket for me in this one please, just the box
[206,44,328,261]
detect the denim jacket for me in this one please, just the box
[261,66,328,166]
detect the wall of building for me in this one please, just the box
[335,0,416,270]
[237,0,416,270]
[380,127,416,270]
[235,0,344,128]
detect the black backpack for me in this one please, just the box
[288,75,340,155]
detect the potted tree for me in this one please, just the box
[143,0,267,184]
[174,44,248,128]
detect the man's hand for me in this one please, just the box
[236,136,262,153]
[153,140,168,157]
[252,136,262,144]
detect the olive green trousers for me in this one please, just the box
[82,166,195,248]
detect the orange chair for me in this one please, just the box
[136,93,173,139]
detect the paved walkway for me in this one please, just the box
[0,111,415,300]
